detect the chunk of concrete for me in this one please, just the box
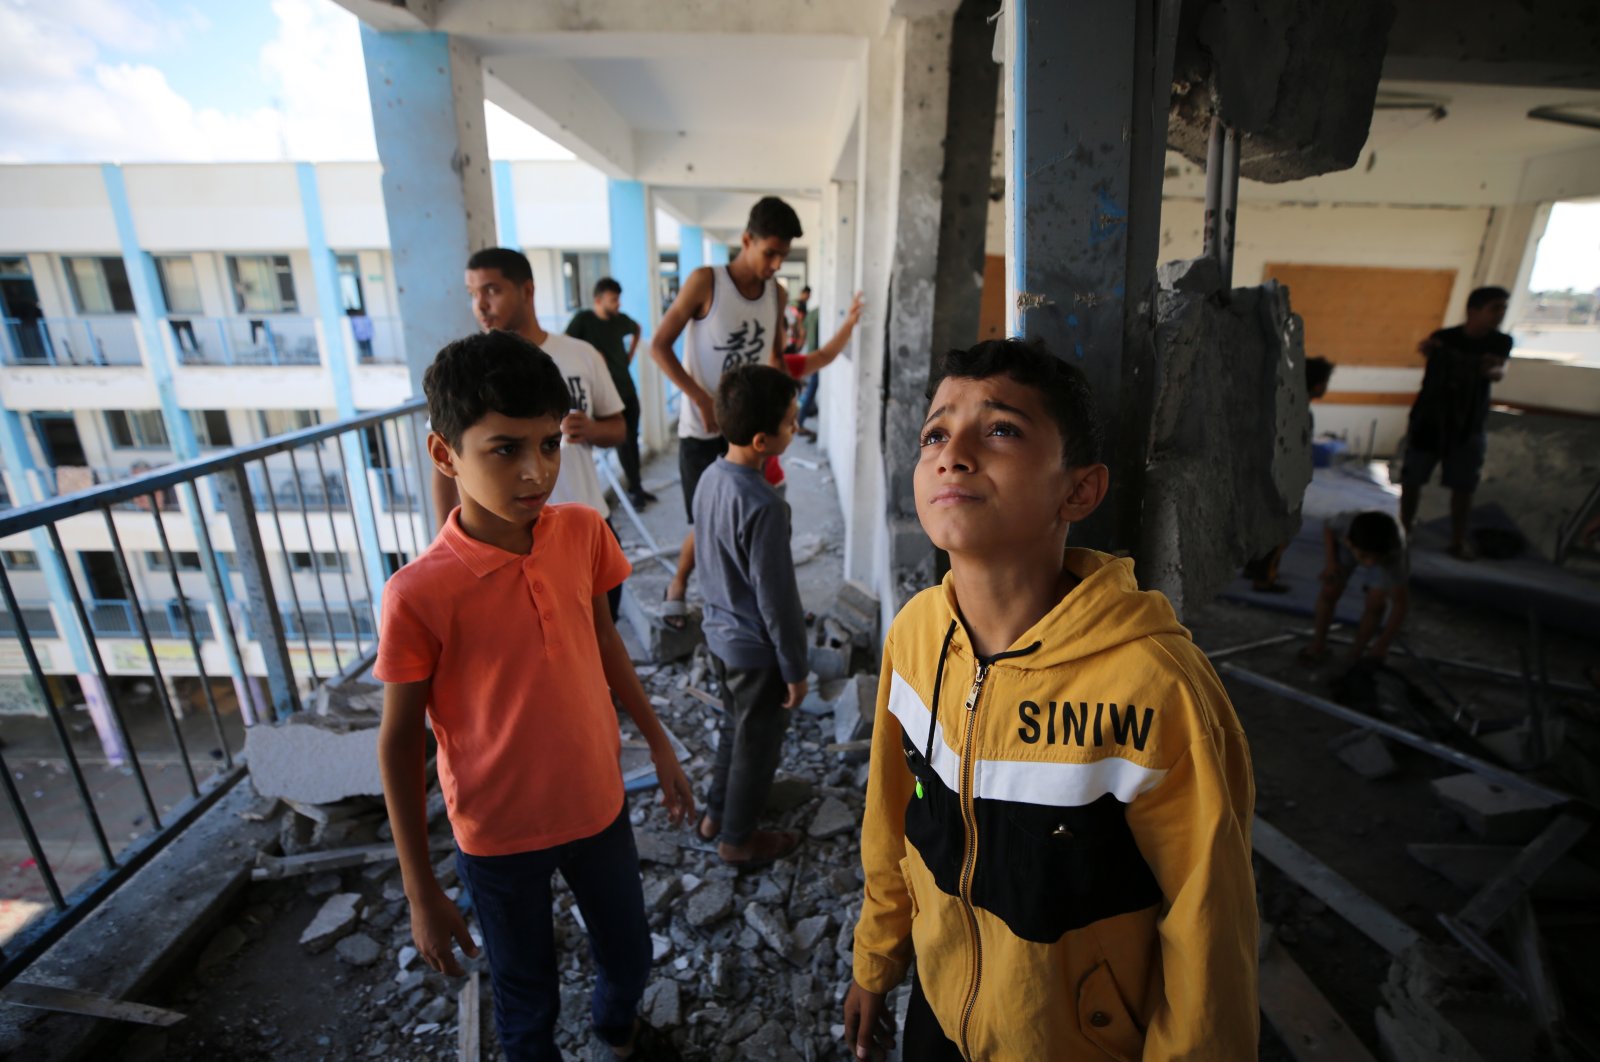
[832,674,878,747]
[642,980,682,1028]
[246,719,382,805]
[300,892,362,953]
[1429,773,1557,843]
[743,903,793,958]
[809,797,856,840]
[633,831,680,867]
[335,931,381,967]
[1327,729,1398,780]
[685,880,734,927]
[763,776,815,815]
[808,642,851,682]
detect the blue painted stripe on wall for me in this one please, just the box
[297,162,355,417]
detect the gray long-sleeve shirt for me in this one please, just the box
[691,457,808,683]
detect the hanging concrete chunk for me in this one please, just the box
[245,717,383,805]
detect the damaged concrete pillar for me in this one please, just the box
[359,28,495,400]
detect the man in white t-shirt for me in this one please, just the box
[433,248,628,614]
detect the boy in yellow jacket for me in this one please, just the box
[842,339,1258,1061]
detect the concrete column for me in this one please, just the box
[818,179,859,498]
[492,160,520,249]
[1003,0,1143,553]
[101,165,199,459]
[607,179,664,452]
[360,28,495,398]
[297,162,391,616]
[78,672,128,766]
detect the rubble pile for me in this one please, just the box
[187,584,884,1061]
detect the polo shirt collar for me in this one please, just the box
[439,507,536,579]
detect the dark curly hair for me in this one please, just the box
[424,331,569,449]
[926,338,1103,468]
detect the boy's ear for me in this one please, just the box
[427,432,460,479]
[1060,463,1110,525]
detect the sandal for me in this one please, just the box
[660,590,689,631]
[718,829,802,870]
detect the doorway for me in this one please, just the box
[31,413,87,467]
[79,552,127,600]
[0,258,47,362]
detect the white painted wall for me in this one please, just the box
[511,161,611,248]
[316,163,390,248]
[122,165,306,252]
[0,166,117,252]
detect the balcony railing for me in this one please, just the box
[40,466,181,511]
[0,396,431,988]
[169,316,321,367]
[1,317,142,367]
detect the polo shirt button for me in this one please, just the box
[1089,1011,1111,1028]
[533,581,544,593]
[544,613,554,622]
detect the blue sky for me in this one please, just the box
[128,2,282,116]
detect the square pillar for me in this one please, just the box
[607,180,664,451]
[360,29,496,398]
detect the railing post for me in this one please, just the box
[216,465,301,718]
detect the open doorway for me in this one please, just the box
[30,413,87,467]
[0,257,47,362]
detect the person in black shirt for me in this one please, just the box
[1399,286,1512,559]
[566,277,652,509]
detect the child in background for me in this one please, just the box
[1300,509,1410,666]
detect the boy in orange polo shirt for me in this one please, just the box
[376,331,694,1062]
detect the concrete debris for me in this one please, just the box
[1328,729,1398,780]
[685,881,735,928]
[633,831,680,867]
[642,980,682,1029]
[300,893,362,953]
[792,914,832,953]
[246,717,383,805]
[832,674,878,747]
[743,903,793,958]
[808,797,855,841]
[763,776,816,815]
[335,932,382,967]
[1430,773,1558,843]
[807,642,851,682]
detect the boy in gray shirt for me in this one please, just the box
[691,365,808,867]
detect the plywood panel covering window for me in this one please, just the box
[1263,263,1455,368]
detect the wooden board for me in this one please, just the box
[1259,928,1380,1062]
[1263,263,1455,368]
[978,255,1007,342]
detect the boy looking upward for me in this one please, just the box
[566,277,653,509]
[377,332,692,1062]
[650,197,800,629]
[1300,510,1409,667]
[843,340,1258,1061]
[691,365,809,867]
[1400,286,1513,559]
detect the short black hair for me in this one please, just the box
[1306,356,1334,395]
[466,247,533,286]
[746,197,803,242]
[926,338,1102,468]
[1348,511,1402,557]
[800,286,811,296]
[1467,286,1509,310]
[593,277,621,298]
[424,331,569,449]
[716,364,799,446]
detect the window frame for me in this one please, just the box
[63,256,136,315]
[104,409,170,450]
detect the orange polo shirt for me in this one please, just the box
[374,504,632,856]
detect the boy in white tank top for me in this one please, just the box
[649,198,801,634]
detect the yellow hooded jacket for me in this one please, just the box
[852,550,1258,1061]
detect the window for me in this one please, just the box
[288,551,348,572]
[105,410,170,449]
[336,255,365,313]
[147,551,204,572]
[2,550,39,570]
[155,256,204,314]
[188,410,233,448]
[227,255,297,313]
[257,410,320,438]
[560,252,611,313]
[64,256,135,314]
[0,257,31,278]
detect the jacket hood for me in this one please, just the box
[933,548,1189,669]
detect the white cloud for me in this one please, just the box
[0,0,577,164]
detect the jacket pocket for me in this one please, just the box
[1076,960,1145,1062]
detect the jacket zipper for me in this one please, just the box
[957,662,989,1060]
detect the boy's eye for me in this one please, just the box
[543,438,562,453]
[920,428,946,448]
[989,421,1021,438]
[493,444,517,456]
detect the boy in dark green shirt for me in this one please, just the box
[567,277,652,508]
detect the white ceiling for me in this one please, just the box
[567,55,856,136]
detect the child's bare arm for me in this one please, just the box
[791,292,865,376]
[591,596,695,826]
[379,679,478,975]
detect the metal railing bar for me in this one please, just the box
[0,398,427,536]
[44,523,161,829]
[364,426,406,570]
[332,434,379,649]
[102,508,199,800]
[392,415,424,560]
[258,458,320,684]
[150,505,230,772]
[180,480,248,748]
[286,447,343,674]
[406,410,433,551]
[0,765,244,991]
[0,561,116,870]
[314,441,365,657]
[0,742,65,910]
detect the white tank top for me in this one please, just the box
[678,266,778,439]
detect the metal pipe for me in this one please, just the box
[103,508,198,799]
[1219,124,1240,289]
[0,743,64,909]
[1219,663,1581,807]
[1202,117,1225,264]
[391,416,424,560]
[313,443,364,657]
[180,479,251,741]
[1203,632,1298,662]
[333,435,379,650]
[258,459,320,682]
[0,561,115,869]
[45,524,161,827]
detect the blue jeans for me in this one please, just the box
[798,372,820,426]
[455,809,650,1061]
